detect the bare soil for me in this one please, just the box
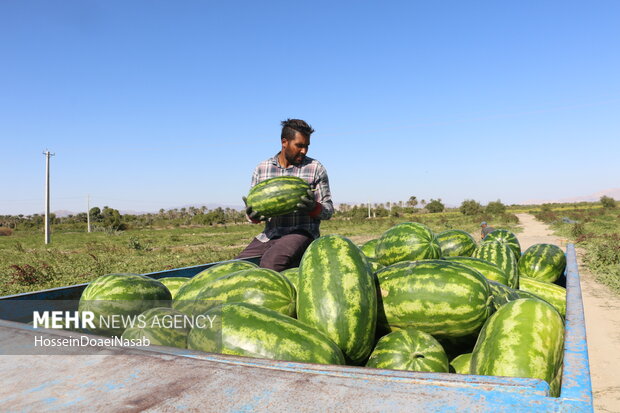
[516,213,620,412]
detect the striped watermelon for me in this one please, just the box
[280,267,299,293]
[366,258,385,273]
[473,241,519,288]
[483,229,521,259]
[487,280,522,311]
[519,276,566,317]
[187,303,345,365]
[366,328,449,373]
[450,353,472,375]
[518,244,566,283]
[78,273,171,337]
[375,222,441,266]
[297,235,377,365]
[245,176,311,218]
[158,277,190,300]
[436,230,477,257]
[550,365,563,398]
[359,238,379,259]
[444,256,511,287]
[470,298,564,396]
[173,260,257,313]
[187,268,296,317]
[121,307,189,349]
[375,260,492,338]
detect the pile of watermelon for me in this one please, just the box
[74,222,568,397]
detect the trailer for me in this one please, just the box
[0,244,593,411]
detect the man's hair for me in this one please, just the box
[281,119,315,140]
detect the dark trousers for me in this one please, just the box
[235,230,313,272]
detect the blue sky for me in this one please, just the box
[2,1,619,215]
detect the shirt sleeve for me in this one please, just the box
[314,163,334,220]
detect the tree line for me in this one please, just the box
[1,195,614,234]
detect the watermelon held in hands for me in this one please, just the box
[245,176,311,218]
[366,328,449,373]
[375,222,441,266]
[436,229,477,257]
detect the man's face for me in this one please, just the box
[282,131,310,166]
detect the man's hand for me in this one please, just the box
[242,196,267,222]
[295,189,317,213]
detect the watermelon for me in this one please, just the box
[487,280,522,311]
[158,277,189,300]
[375,222,441,266]
[436,230,477,257]
[173,260,257,313]
[78,273,172,337]
[366,258,385,273]
[518,244,566,283]
[444,256,511,287]
[187,303,345,365]
[359,238,379,259]
[473,241,519,288]
[280,267,299,292]
[121,307,189,349]
[375,260,492,338]
[297,234,377,365]
[245,176,310,218]
[186,268,296,317]
[450,353,472,375]
[470,298,564,397]
[366,328,449,373]
[519,276,566,317]
[483,229,521,259]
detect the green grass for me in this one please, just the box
[532,206,620,294]
[0,212,520,296]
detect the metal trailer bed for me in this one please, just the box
[0,244,592,411]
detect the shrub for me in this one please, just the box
[485,200,506,215]
[425,199,445,213]
[459,200,483,216]
[571,223,585,239]
[601,196,616,208]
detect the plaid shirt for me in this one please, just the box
[250,153,334,241]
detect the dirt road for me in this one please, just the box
[516,213,620,412]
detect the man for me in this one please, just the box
[235,119,334,271]
[480,221,495,240]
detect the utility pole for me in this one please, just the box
[43,150,55,244]
[87,194,91,233]
[368,201,371,219]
